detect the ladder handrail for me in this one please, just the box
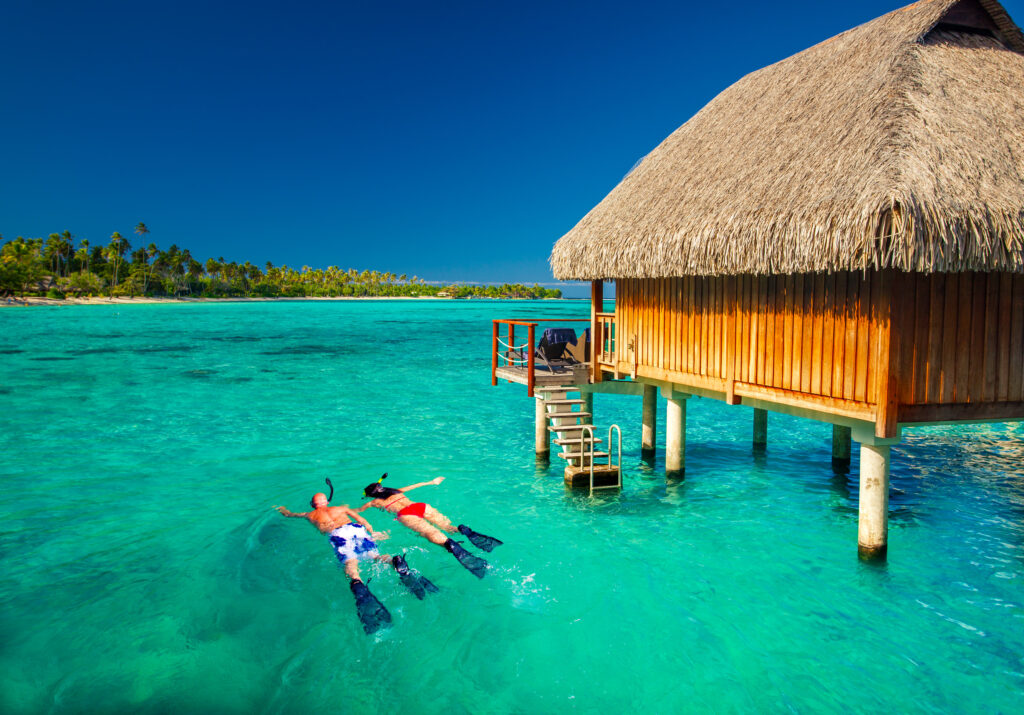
[589,423,622,495]
[608,424,622,475]
[582,425,596,494]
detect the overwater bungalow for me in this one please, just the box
[492,0,1024,559]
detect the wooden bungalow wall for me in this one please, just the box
[613,272,1024,429]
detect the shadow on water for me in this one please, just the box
[0,348,24,354]
[185,369,217,377]
[228,512,308,594]
[29,356,75,361]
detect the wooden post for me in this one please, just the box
[491,321,498,385]
[535,395,550,460]
[666,397,687,477]
[753,408,767,448]
[527,323,535,396]
[642,384,657,455]
[832,425,852,467]
[591,280,604,384]
[874,269,901,438]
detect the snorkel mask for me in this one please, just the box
[363,472,389,498]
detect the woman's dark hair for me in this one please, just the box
[364,483,402,499]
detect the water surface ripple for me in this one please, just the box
[1,300,1022,713]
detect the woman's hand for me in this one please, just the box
[429,477,445,486]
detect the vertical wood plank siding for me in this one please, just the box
[614,272,1024,417]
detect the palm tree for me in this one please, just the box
[79,238,90,273]
[142,242,158,294]
[45,234,62,276]
[59,231,73,277]
[108,232,131,289]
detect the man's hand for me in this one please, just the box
[371,531,390,541]
[429,477,445,486]
[274,505,301,518]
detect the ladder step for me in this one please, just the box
[535,385,581,393]
[545,411,591,421]
[547,423,595,432]
[543,398,586,405]
[559,451,610,459]
[554,437,604,446]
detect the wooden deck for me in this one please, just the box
[494,363,589,388]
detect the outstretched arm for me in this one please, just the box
[399,477,445,493]
[274,505,308,518]
[347,508,389,541]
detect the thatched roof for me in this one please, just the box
[550,0,1024,279]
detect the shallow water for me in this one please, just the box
[1,300,1022,714]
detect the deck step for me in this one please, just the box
[535,385,581,393]
[554,437,604,446]
[559,451,610,460]
[547,423,595,432]
[545,411,591,421]
[543,398,586,406]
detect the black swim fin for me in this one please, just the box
[392,554,440,600]
[349,579,392,634]
[457,524,503,552]
[444,538,488,579]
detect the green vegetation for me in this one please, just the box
[0,225,562,300]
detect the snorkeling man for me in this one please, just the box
[357,474,501,579]
[274,489,437,634]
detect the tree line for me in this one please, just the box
[0,224,562,300]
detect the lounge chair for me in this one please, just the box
[535,327,581,372]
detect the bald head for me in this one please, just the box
[310,493,329,509]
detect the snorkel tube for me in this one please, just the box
[325,477,334,502]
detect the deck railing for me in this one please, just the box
[491,318,590,396]
[595,311,616,369]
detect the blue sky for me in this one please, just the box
[2,0,1021,288]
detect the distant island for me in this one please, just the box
[0,225,562,301]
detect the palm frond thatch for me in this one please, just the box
[550,0,1024,279]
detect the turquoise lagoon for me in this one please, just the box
[1,300,1022,713]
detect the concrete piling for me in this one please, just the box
[642,384,657,456]
[535,395,549,460]
[857,441,890,560]
[832,425,852,468]
[665,397,687,477]
[753,408,767,448]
